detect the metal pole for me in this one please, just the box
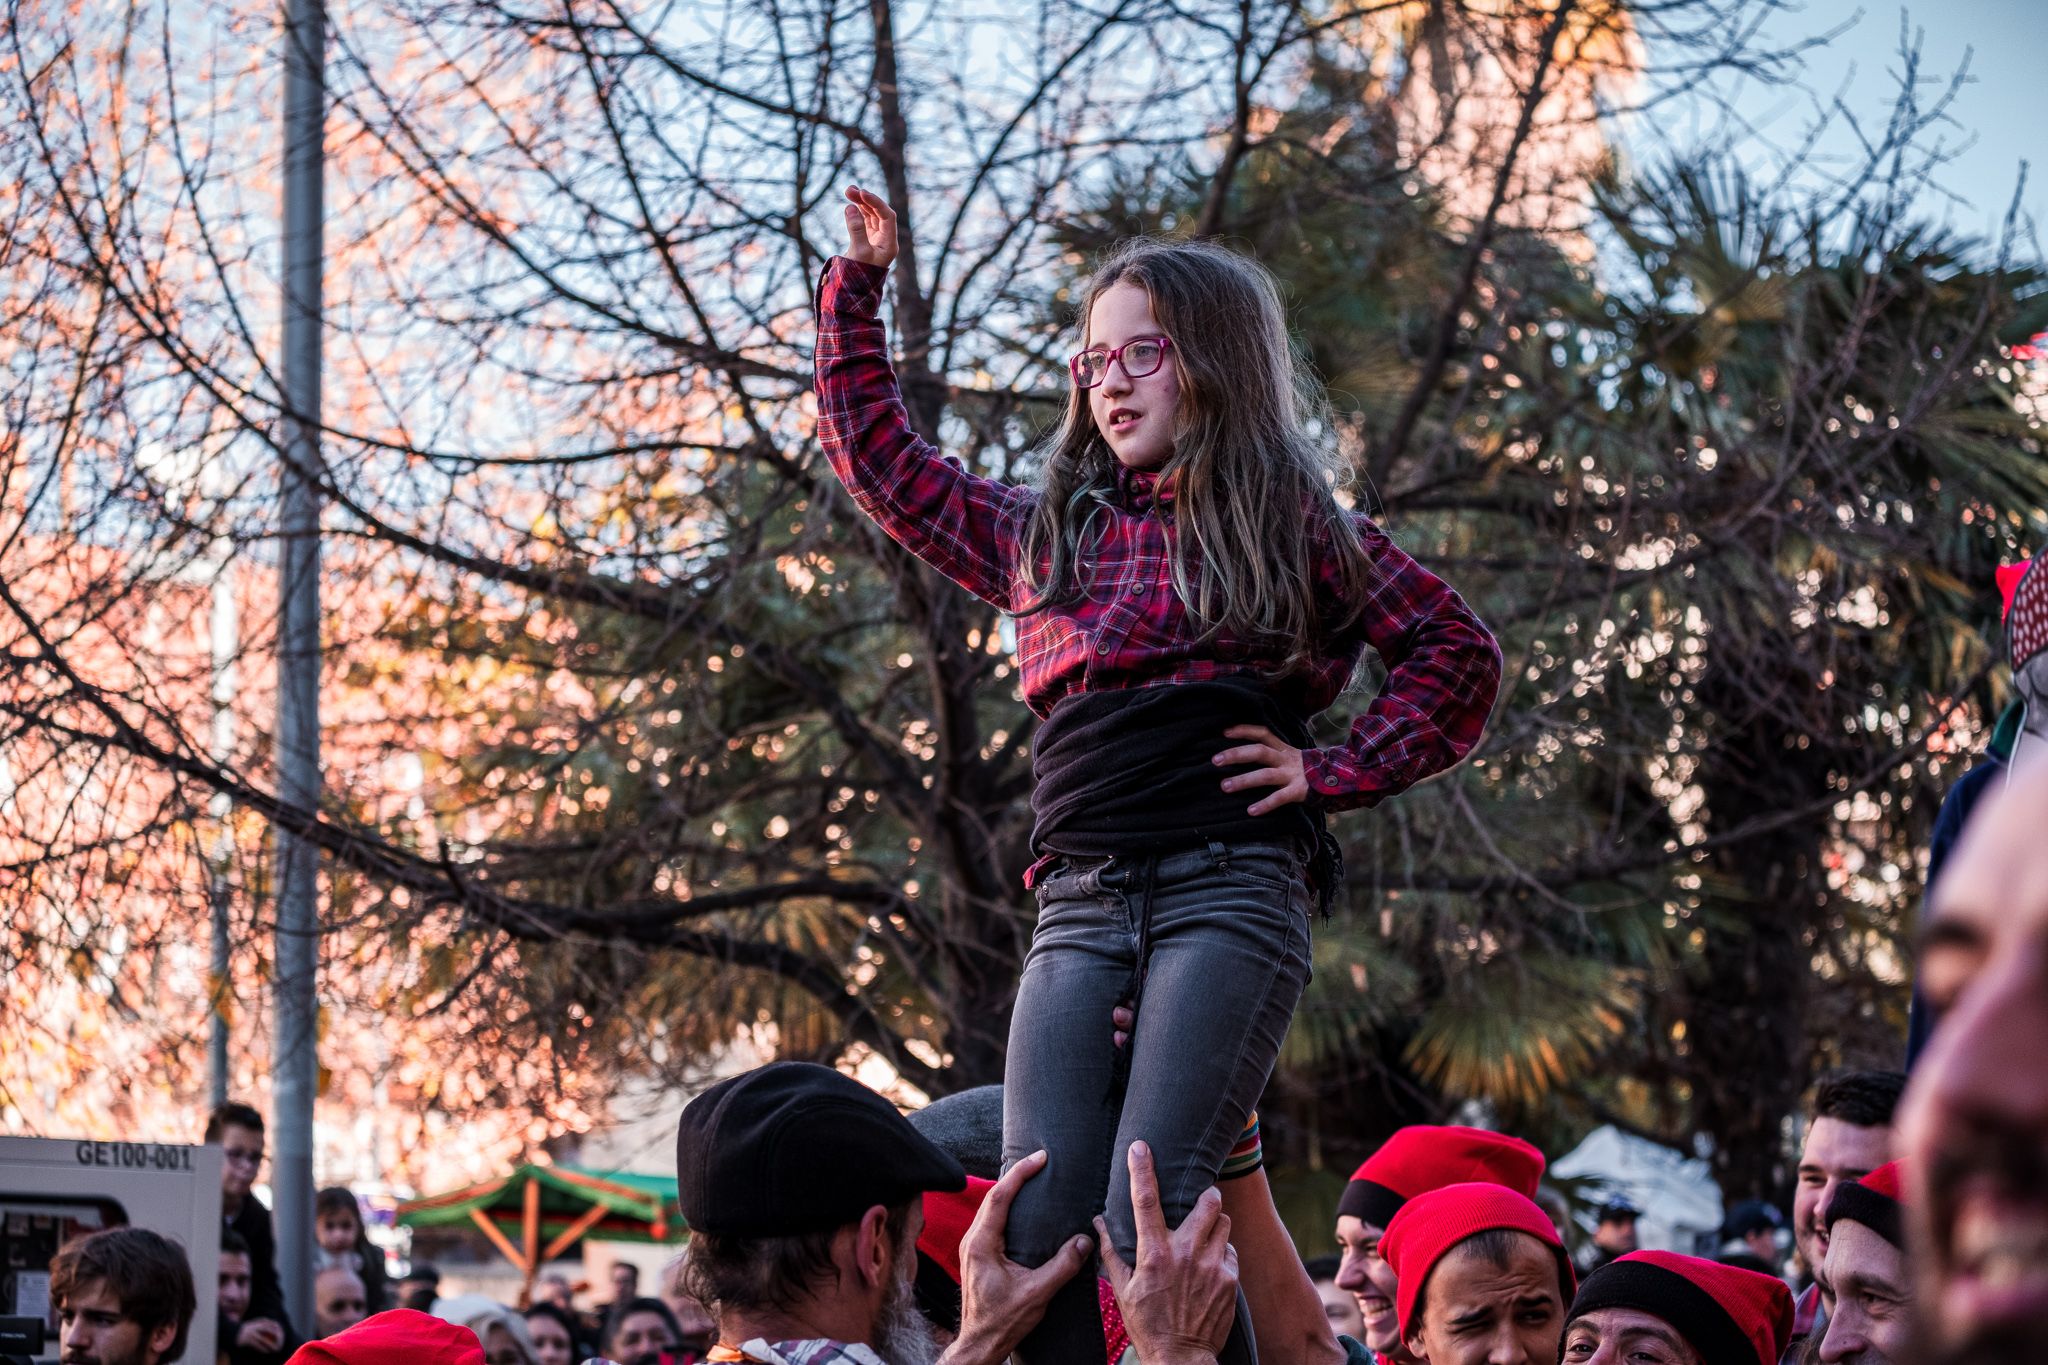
[274,0,326,1334]
[208,558,239,1110]
[208,870,230,1107]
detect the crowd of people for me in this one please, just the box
[33,759,2046,1365]
[39,758,2048,1365]
[144,1101,708,1365]
[48,191,2048,1364]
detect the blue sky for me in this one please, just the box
[1640,0,2045,255]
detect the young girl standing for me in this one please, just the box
[818,187,1501,1364]
[314,1186,390,1314]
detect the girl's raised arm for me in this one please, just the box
[813,187,1035,611]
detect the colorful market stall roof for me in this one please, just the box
[397,1165,685,1300]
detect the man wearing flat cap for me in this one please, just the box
[676,1062,1093,1365]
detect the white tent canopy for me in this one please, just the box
[1551,1124,1724,1254]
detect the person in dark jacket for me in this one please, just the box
[1574,1196,1642,1278]
[395,1263,442,1314]
[208,1101,296,1355]
[1911,558,2048,1064]
[217,1228,302,1365]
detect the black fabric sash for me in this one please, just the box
[1030,675,1322,861]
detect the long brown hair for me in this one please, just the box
[1017,238,1373,671]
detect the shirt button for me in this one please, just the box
[1129,584,1145,597]
[1096,642,1110,655]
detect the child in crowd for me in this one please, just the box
[314,1187,390,1314]
[819,187,1500,1363]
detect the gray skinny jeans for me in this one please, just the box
[1002,838,1314,1365]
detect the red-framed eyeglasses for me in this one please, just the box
[1070,336,1173,389]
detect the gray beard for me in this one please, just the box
[873,1263,942,1365]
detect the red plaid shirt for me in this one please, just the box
[814,256,1501,812]
[1787,1281,1826,1359]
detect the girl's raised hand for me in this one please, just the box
[842,185,899,269]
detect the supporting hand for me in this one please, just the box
[1097,1142,1237,1365]
[942,1150,1094,1365]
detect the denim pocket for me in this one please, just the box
[1222,843,1308,895]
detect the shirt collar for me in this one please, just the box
[711,1340,890,1365]
[1115,461,1177,514]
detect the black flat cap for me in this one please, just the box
[676,1061,966,1237]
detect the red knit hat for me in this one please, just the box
[1566,1251,1793,1365]
[918,1175,993,1284]
[913,1177,994,1333]
[1825,1159,1907,1250]
[1336,1126,1546,1229]
[286,1309,485,1365]
[1379,1182,1573,1338]
[1997,562,2030,620]
[2006,560,2048,668]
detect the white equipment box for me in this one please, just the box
[0,1135,221,1363]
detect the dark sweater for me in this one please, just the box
[225,1197,292,1334]
[1031,676,1322,859]
[1031,676,1342,913]
[1910,701,2025,1066]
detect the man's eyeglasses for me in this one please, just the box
[1070,336,1172,389]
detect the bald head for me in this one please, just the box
[1900,759,2048,1365]
[313,1266,368,1339]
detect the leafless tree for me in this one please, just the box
[2,0,2038,1201]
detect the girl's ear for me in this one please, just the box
[1403,1322,1428,1363]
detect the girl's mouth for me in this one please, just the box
[1108,408,1141,433]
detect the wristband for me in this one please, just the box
[1218,1111,1263,1181]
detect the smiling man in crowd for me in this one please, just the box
[1898,758,2048,1365]
[1789,1071,1905,1356]
[1332,1126,1546,1364]
[1817,1161,1911,1365]
[217,1228,297,1365]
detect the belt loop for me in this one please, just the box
[1206,838,1228,874]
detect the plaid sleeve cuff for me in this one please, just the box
[817,255,890,319]
[1303,736,1404,813]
